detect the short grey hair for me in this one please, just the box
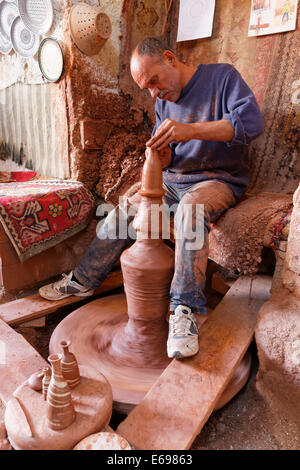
[132,37,174,63]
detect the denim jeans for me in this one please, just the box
[75,180,236,315]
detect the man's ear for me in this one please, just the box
[163,50,176,66]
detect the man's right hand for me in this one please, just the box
[146,145,172,169]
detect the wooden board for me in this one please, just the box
[19,317,46,328]
[0,318,47,404]
[211,272,235,295]
[117,275,272,450]
[0,269,123,326]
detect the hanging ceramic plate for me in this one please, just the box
[38,37,64,82]
[10,15,39,57]
[17,0,53,35]
[0,1,18,39]
[0,28,12,53]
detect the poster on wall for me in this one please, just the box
[176,0,216,42]
[248,0,298,36]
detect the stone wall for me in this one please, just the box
[255,184,300,439]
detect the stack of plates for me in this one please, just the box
[0,0,53,57]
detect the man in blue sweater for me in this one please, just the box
[39,38,264,359]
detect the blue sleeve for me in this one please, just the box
[221,68,264,146]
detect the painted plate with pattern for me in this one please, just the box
[10,15,39,57]
[38,38,64,82]
[0,0,18,39]
[17,0,53,35]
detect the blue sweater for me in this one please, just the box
[153,64,264,201]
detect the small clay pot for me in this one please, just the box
[28,370,45,391]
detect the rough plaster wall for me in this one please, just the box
[255,184,300,434]
[0,0,68,176]
[0,0,134,187]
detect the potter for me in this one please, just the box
[40,37,264,360]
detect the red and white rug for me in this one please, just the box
[0,180,94,262]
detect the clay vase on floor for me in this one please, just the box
[42,367,51,401]
[60,340,81,389]
[47,354,76,431]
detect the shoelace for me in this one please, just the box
[170,314,194,336]
[52,272,72,294]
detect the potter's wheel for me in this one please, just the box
[50,293,252,414]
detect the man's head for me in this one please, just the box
[130,37,183,103]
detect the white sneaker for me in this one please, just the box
[167,305,199,358]
[38,271,94,301]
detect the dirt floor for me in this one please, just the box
[0,283,296,451]
[1,251,299,452]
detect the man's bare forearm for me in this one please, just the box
[147,118,235,150]
[189,119,235,142]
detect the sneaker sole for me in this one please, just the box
[39,291,94,301]
[168,348,199,359]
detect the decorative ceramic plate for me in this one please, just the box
[0,28,12,53]
[17,0,53,35]
[10,15,39,57]
[0,1,18,39]
[38,37,64,82]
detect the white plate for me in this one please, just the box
[18,0,53,35]
[38,37,64,82]
[10,15,39,57]
[0,1,18,39]
[0,28,12,53]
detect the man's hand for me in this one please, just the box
[145,145,172,168]
[146,119,195,150]
[146,118,235,150]
[157,146,172,168]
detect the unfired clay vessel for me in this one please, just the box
[28,370,44,391]
[60,340,81,389]
[47,354,76,430]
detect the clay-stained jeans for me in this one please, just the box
[75,180,236,315]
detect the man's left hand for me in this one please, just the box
[146,119,195,150]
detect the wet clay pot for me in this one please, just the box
[107,149,174,368]
[60,340,81,389]
[47,354,76,431]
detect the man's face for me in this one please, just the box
[130,53,182,102]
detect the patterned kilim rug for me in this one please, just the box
[0,180,94,262]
